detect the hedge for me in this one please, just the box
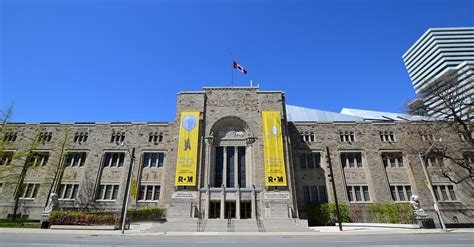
[127,208,164,221]
[308,203,415,225]
[49,208,164,226]
[49,211,119,226]
[368,203,415,224]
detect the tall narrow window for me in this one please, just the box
[238,147,246,188]
[226,147,235,188]
[214,147,224,187]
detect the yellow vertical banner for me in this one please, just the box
[262,110,287,186]
[175,111,200,186]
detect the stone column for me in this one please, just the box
[246,137,256,188]
[223,147,227,187]
[206,188,210,219]
[220,187,225,219]
[236,187,241,219]
[234,146,239,188]
[205,136,214,186]
[251,187,256,219]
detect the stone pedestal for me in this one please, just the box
[167,191,198,219]
[263,191,291,219]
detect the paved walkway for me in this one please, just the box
[1,226,473,236]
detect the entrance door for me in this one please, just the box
[209,201,221,219]
[240,201,252,219]
[225,202,236,219]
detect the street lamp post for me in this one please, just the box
[418,138,447,232]
[326,147,343,231]
[119,144,135,234]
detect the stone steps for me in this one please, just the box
[143,218,310,232]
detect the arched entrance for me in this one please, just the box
[202,116,257,219]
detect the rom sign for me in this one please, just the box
[264,192,290,200]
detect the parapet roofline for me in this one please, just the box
[6,121,172,126]
[179,86,284,94]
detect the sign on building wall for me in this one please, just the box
[262,110,287,186]
[175,111,200,186]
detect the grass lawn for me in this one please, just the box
[0,219,40,228]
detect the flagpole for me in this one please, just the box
[231,60,234,86]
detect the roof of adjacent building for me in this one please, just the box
[340,108,428,121]
[285,105,363,122]
[286,105,428,122]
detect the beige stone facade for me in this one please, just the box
[0,87,472,225]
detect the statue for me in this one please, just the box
[410,195,434,228]
[40,193,59,229]
[410,195,427,217]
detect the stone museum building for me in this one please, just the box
[0,86,472,227]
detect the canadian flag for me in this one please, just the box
[233,61,248,74]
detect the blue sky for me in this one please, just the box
[1,0,473,122]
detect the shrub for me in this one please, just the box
[49,211,119,226]
[127,208,164,222]
[48,208,164,226]
[368,203,415,224]
[308,203,350,226]
[349,203,365,222]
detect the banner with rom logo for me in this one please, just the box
[262,110,287,186]
[175,111,200,186]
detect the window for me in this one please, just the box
[20,183,39,199]
[340,131,355,143]
[25,152,49,167]
[3,132,17,142]
[138,185,161,201]
[96,184,119,200]
[73,132,88,144]
[0,151,14,166]
[340,152,363,168]
[432,185,457,201]
[346,185,370,202]
[390,185,412,201]
[148,132,164,144]
[110,132,125,144]
[37,132,53,143]
[419,132,435,142]
[379,131,395,142]
[302,186,327,203]
[142,152,165,168]
[102,152,125,167]
[65,152,86,167]
[58,184,79,200]
[382,152,404,168]
[300,132,315,143]
[298,152,321,169]
[427,153,444,167]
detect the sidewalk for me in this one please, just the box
[1,226,473,236]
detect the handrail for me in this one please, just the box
[227,210,233,232]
